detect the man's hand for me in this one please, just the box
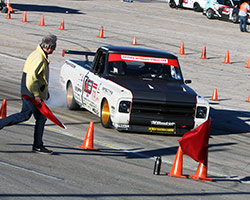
[34,96,42,104]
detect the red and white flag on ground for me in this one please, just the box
[22,95,66,129]
[178,118,211,163]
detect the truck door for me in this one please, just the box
[81,50,107,115]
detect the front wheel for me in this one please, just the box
[206,9,215,19]
[100,99,112,128]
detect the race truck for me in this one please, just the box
[169,0,209,12]
[60,46,210,135]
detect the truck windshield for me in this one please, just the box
[108,60,183,81]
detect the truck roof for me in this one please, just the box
[100,46,178,60]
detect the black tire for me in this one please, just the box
[193,3,202,12]
[169,0,177,8]
[66,82,80,110]
[232,13,239,23]
[1,6,7,13]
[100,99,112,128]
[206,9,215,19]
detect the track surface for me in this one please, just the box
[1,0,250,199]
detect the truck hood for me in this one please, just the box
[107,76,197,103]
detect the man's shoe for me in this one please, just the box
[32,146,53,154]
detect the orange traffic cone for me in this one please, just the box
[39,15,45,26]
[132,36,137,45]
[245,56,250,68]
[189,151,212,182]
[97,26,104,38]
[179,41,185,55]
[222,50,232,64]
[59,19,65,30]
[167,146,187,179]
[21,11,27,22]
[246,94,250,102]
[211,88,218,101]
[200,45,207,59]
[77,122,98,150]
[0,98,7,119]
[5,9,11,19]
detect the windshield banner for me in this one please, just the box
[108,54,179,67]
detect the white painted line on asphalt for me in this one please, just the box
[0,160,64,181]
[0,51,25,62]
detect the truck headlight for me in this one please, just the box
[196,106,207,119]
[119,101,131,113]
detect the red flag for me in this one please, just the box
[22,95,66,129]
[178,119,211,163]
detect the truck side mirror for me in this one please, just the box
[185,80,192,84]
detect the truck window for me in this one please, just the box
[107,60,183,81]
[94,52,106,75]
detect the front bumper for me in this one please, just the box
[114,123,191,135]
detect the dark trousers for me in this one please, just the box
[240,15,248,32]
[0,97,47,148]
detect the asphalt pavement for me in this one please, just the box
[1,0,250,199]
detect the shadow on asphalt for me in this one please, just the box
[11,4,83,14]
[210,107,250,136]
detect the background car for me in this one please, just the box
[169,0,209,12]
[203,0,246,23]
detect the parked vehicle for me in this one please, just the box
[60,46,210,135]
[169,0,209,12]
[203,0,244,23]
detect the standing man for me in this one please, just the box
[239,0,250,32]
[0,34,57,154]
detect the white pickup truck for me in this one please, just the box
[60,46,210,135]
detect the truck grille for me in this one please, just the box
[130,100,196,129]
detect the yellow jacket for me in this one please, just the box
[22,45,50,99]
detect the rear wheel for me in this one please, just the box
[193,3,202,12]
[206,9,215,19]
[66,82,80,110]
[232,13,239,23]
[100,99,112,128]
[169,0,177,8]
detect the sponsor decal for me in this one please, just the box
[65,60,76,68]
[102,87,113,95]
[84,78,93,94]
[151,121,175,126]
[91,90,99,102]
[93,83,98,90]
[149,127,175,134]
[75,87,81,92]
[108,54,179,67]
[83,77,98,94]
[121,55,168,64]
[116,124,130,129]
